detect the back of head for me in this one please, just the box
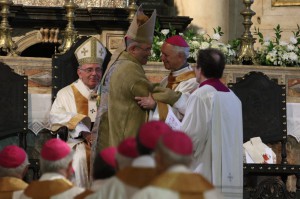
[0,145,29,178]
[125,5,156,45]
[156,131,193,171]
[137,121,172,155]
[116,137,139,170]
[93,147,117,180]
[40,138,73,174]
[196,48,225,79]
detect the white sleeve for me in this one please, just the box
[69,122,90,138]
[181,93,210,152]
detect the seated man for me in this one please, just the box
[132,131,223,199]
[0,145,29,199]
[20,138,84,198]
[50,37,107,187]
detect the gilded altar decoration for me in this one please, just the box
[0,0,18,56]
[272,0,300,6]
[12,0,128,7]
[236,0,257,65]
[58,0,78,53]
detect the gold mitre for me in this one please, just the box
[126,5,157,44]
[75,37,107,66]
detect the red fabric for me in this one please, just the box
[41,138,71,161]
[165,35,189,47]
[162,131,193,155]
[0,145,26,168]
[138,121,172,149]
[199,78,229,92]
[99,147,117,168]
[118,137,139,158]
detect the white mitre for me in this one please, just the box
[75,37,107,65]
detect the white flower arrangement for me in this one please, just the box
[254,25,300,67]
[149,24,237,63]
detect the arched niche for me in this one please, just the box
[14,29,61,58]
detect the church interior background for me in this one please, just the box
[1,0,300,197]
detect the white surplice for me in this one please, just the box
[86,155,156,199]
[132,165,224,199]
[150,65,198,121]
[50,79,97,188]
[181,84,243,199]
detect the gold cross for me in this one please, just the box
[99,48,104,56]
[81,48,88,56]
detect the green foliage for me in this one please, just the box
[254,24,300,67]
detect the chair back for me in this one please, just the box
[228,71,287,164]
[0,63,28,148]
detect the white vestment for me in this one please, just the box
[150,65,198,121]
[132,165,224,199]
[19,173,84,199]
[181,84,243,199]
[50,79,97,188]
[86,155,156,199]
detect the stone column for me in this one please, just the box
[174,0,229,42]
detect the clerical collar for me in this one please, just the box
[199,78,229,92]
[174,62,189,72]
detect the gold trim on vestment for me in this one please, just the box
[0,177,28,192]
[116,167,158,188]
[157,101,169,121]
[0,177,27,199]
[74,189,94,199]
[71,85,88,115]
[166,71,196,90]
[24,178,73,199]
[150,172,214,199]
[67,114,88,130]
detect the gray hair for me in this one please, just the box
[155,138,192,167]
[0,155,29,178]
[40,151,74,174]
[171,45,190,59]
[125,37,140,50]
[115,153,134,170]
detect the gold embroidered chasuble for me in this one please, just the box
[158,70,196,121]
[0,177,28,199]
[23,178,74,199]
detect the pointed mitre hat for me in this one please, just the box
[126,5,156,44]
[75,37,107,66]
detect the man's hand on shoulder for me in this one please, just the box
[135,93,156,110]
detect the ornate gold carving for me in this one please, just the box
[127,0,137,21]
[12,0,128,7]
[272,0,300,6]
[236,0,257,65]
[0,0,18,56]
[58,0,78,54]
[39,28,60,43]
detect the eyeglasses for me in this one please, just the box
[79,67,102,74]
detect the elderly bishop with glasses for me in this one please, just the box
[49,37,107,188]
